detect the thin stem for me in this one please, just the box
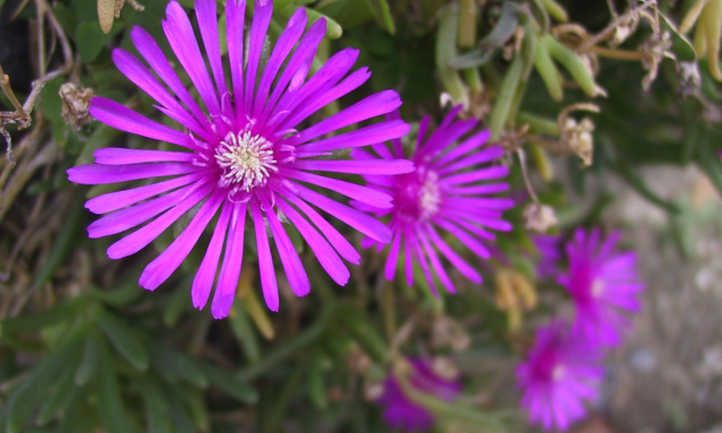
[516,149,539,203]
[592,46,644,61]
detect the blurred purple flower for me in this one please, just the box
[356,107,513,294]
[534,234,562,279]
[559,228,644,347]
[517,320,603,431]
[66,0,412,318]
[378,359,462,432]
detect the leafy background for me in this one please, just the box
[1,0,722,432]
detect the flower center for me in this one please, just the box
[215,131,277,192]
[552,364,566,381]
[419,171,441,218]
[591,278,605,298]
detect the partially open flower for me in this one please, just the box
[561,117,595,167]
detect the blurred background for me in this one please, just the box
[1,0,722,432]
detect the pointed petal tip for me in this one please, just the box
[211,305,231,320]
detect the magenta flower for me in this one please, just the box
[378,358,461,432]
[517,320,603,431]
[558,228,644,347]
[356,107,513,294]
[66,0,412,318]
[533,234,562,279]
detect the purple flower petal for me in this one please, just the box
[106,183,211,259]
[252,8,307,115]
[191,202,232,309]
[163,1,219,115]
[265,208,311,297]
[67,162,196,185]
[251,203,280,311]
[244,0,273,110]
[298,120,410,154]
[292,183,392,244]
[295,159,414,175]
[93,147,194,165]
[89,97,193,149]
[87,184,196,238]
[194,0,228,100]
[285,170,393,209]
[277,199,350,285]
[139,192,224,290]
[85,173,200,214]
[130,26,211,131]
[211,204,247,319]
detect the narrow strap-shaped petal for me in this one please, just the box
[277,199,349,285]
[130,26,210,130]
[244,0,273,110]
[68,162,196,185]
[272,48,359,129]
[194,0,228,100]
[139,192,224,290]
[294,159,414,175]
[293,90,403,144]
[279,190,360,264]
[445,197,515,211]
[412,235,438,296]
[443,182,509,196]
[383,232,402,281]
[252,8,307,116]
[437,145,504,175]
[297,120,410,155]
[262,18,326,120]
[444,215,496,240]
[106,182,211,259]
[285,169,393,209]
[112,49,206,136]
[419,232,456,293]
[434,130,491,167]
[250,203,280,311]
[425,225,482,283]
[436,219,491,259]
[89,97,193,149]
[192,202,232,310]
[367,141,394,161]
[87,184,195,238]
[84,173,200,214]
[420,118,477,157]
[417,115,431,149]
[444,207,513,232]
[403,234,414,287]
[94,148,194,165]
[163,1,220,115]
[226,0,246,116]
[211,203,247,319]
[277,67,370,130]
[292,183,391,243]
[442,165,510,186]
[265,207,311,297]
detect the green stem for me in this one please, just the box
[458,0,478,48]
[489,56,523,139]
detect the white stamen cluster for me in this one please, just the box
[591,278,605,298]
[552,365,566,381]
[419,171,441,218]
[215,130,277,192]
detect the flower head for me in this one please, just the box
[517,320,603,431]
[378,358,461,432]
[356,107,513,294]
[558,228,644,347]
[67,0,412,318]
